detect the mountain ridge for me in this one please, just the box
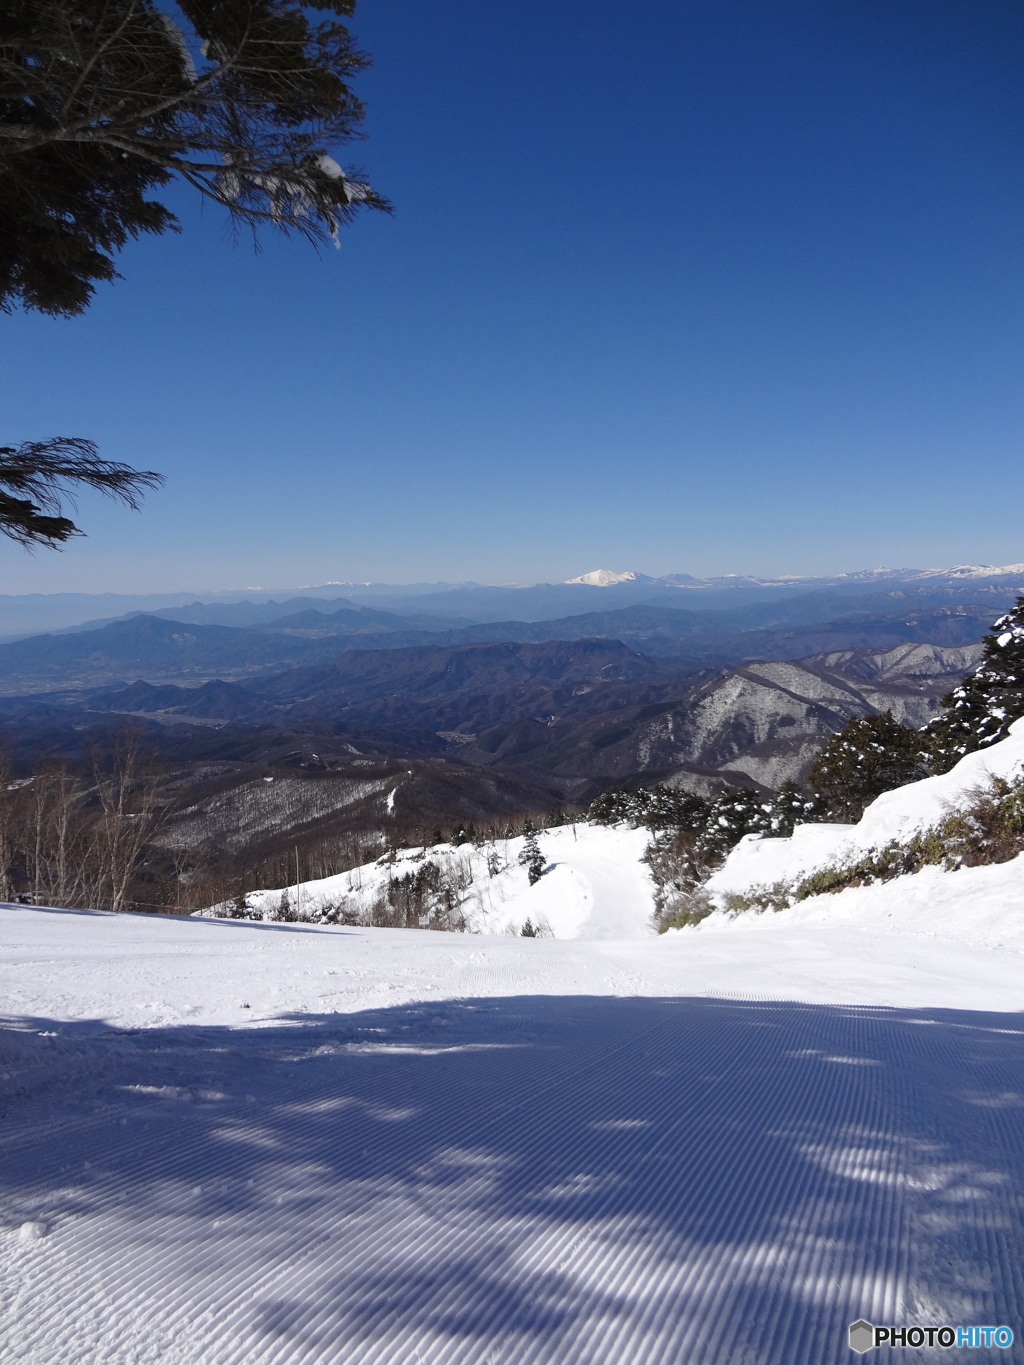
[3,562,1024,638]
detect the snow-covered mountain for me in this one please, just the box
[564,569,647,586]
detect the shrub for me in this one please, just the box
[719,883,793,915]
[792,776,1024,899]
[709,774,1024,914]
[653,887,715,932]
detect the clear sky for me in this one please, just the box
[3,0,1024,594]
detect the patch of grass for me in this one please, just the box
[720,883,793,915]
[654,888,715,932]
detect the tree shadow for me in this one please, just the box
[2,996,1023,1363]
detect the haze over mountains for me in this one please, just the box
[3,561,1024,639]
[0,565,1012,768]
[0,561,1011,869]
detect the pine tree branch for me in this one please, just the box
[0,437,163,548]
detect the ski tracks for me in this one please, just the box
[1,997,1023,1364]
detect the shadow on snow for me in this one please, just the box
[2,996,1023,1363]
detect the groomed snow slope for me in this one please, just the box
[3,858,1024,1364]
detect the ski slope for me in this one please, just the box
[234,824,656,940]
[3,862,1024,1364]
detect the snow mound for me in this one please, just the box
[709,717,1024,897]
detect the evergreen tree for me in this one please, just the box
[589,782,709,833]
[518,823,545,886]
[274,888,297,922]
[766,779,812,838]
[1,0,387,318]
[925,597,1024,772]
[645,785,710,832]
[1,0,386,546]
[0,438,161,547]
[589,787,645,826]
[693,785,770,864]
[809,711,929,823]
[520,917,537,938]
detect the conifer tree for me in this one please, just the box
[518,822,545,886]
[645,785,711,832]
[767,779,811,838]
[809,711,929,823]
[1,0,387,318]
[1,0,386,545]
[589,787,643,826]
[0,438,161,547]
[693,785,770,863]
[589,783,710,832]
[925,597,1024,772]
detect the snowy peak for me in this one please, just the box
[564,569,642,587]
[917,563,1024,580]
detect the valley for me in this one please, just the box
[0,567,1005,905]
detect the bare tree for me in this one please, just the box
[0,751,26,901]
[88,730,162,911]
[24,762,89,905]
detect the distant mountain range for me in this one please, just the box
[2,562,1023,638]
[0,588,1007,695]
[0,562,1013,849]
[0,639,978,813]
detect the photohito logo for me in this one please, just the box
[849,1321,1014,1352]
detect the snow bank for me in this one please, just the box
[708,716,1024,897]
[220,824,656,940]
[695,849,1024,956]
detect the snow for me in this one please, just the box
[709,716,1024,897]
[232,825,656,941]
[919,561,1024,578]
[4,809,1024,1360]
[563,569,640,586]
[5,858,1024,1029]
[697,849,1024,955]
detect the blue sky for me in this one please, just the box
[3,0,1024,593]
